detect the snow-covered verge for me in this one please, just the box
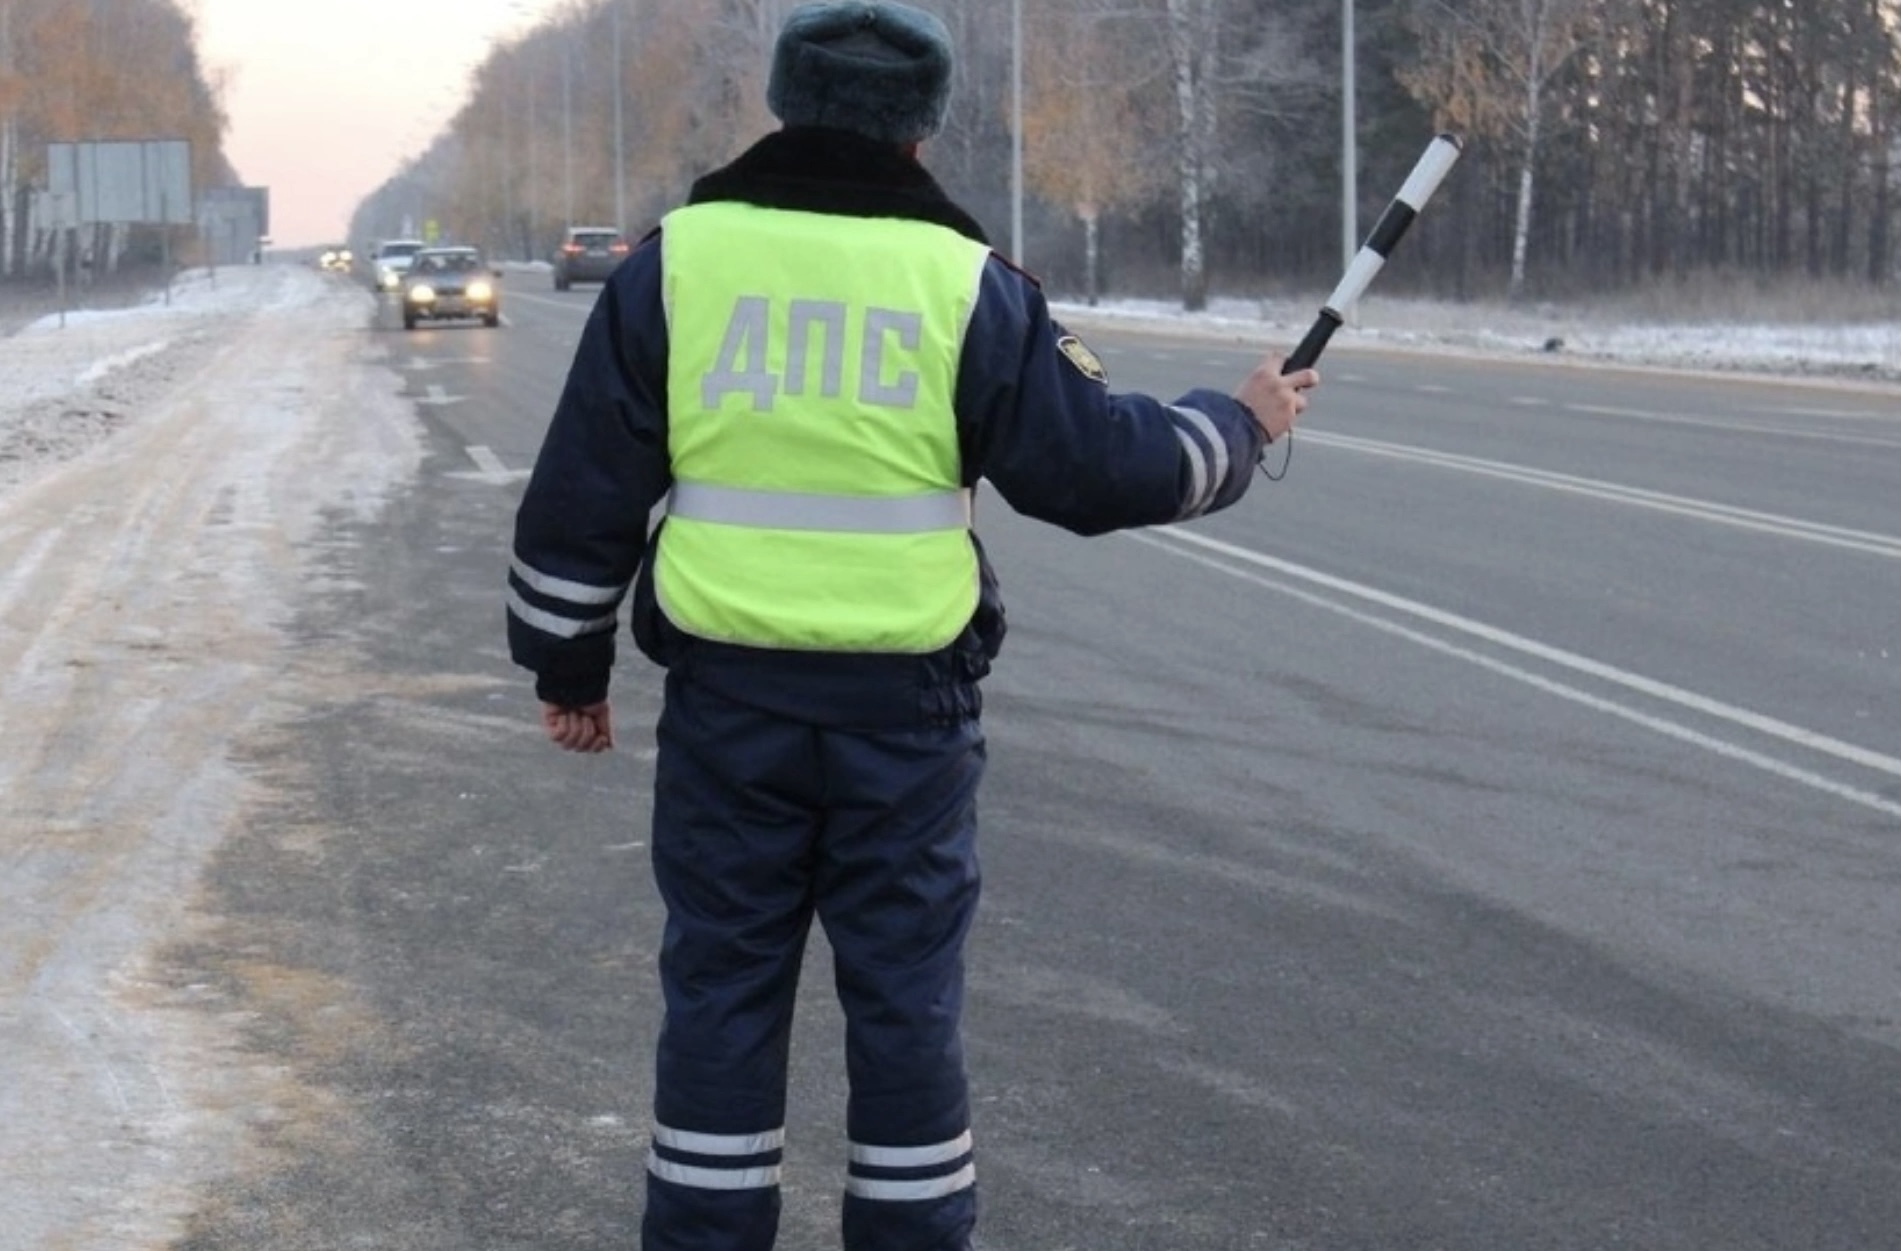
[0,263,422,1250]
[1050,292,1901,385]
[0,267,402,498]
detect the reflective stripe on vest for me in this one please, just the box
[668,482,973,534]
[656,202,989,653]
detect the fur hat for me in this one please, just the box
[767,2,954,146]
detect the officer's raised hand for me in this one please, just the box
[1235,355,1319,443]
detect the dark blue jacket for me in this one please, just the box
[509,128,1267,726]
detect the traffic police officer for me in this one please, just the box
[507,4,1318,1249]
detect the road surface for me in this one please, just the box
[4,265,1898,1250]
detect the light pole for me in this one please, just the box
[1010,0,1022,265]
[527,57,540,257]
[614,0,628,232]
[506,0,538,259]
[563,32,575,228]
[1342,0,1358,275]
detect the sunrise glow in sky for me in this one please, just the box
[198,1,566,248]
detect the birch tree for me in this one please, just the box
[1021,0,1169,303]
[0,0,19,276]
[1400,0,1610,299]
[1165,0,1221,309]
[1157,0,1329,309]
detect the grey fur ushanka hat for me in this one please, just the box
[767,2,954,146]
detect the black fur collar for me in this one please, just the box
[687,128,989,245]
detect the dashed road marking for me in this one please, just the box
[456,444,529,485]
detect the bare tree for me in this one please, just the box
[0,0,19,276]
[1400,0,1609,299]
[1156,0,1331,309]
[1165,0,1220,309]
[1021,0,1169,303]
[0,0,228,279]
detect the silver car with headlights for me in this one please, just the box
[400,246,503,330]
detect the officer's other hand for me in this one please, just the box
[541,700,615,753]
[1235,355,1318,443]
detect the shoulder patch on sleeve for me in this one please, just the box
[1056,334,1108,384]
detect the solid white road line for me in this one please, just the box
[1131,526,1901,821]
[1302,430,1901,559]
[1559,402,1901,447]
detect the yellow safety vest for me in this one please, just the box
[656,201,988,652]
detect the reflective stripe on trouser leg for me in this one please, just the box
[642,674,826,1251]
[645,1122,785,1251]
[815,718,985,1251]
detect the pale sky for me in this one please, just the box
[198,1,567,249]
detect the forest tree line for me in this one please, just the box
[0,0,1893,304]
[352,0,1901,308]
[0,0,232,279]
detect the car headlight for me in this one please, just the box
[466,280,493,301]
[409,284,436,302]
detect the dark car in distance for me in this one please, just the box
[552,226,629,290]
[400,246,502,330]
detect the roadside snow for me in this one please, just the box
[0,263,422,1251]
[1049,292,1901,384]
[0,266,369,499]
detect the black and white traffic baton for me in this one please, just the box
[1284,132,1465,374]
[1261,132,1463,480]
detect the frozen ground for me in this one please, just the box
[0,263,421,1250]
[0,261,1895,1250]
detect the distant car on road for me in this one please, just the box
[319,245,353,274]
[371,239,427,292]
[400,246,503,330]
[551,226,629,290]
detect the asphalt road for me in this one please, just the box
[176,275,1901,1251]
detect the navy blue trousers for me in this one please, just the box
[641,670,984,1251]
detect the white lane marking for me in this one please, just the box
[1415,384,1452,393]
[1304,430,1901,559]
[1131,526,1901,820]
[1561,402,1901,448]
[467,445,509,476]
[1508,396,1551,406]
[1779,406,1901,421]
[417,384,468,407]
[505,290,594,311]
[461,444,529,484]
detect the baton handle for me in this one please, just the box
[1284,308,1343,374]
